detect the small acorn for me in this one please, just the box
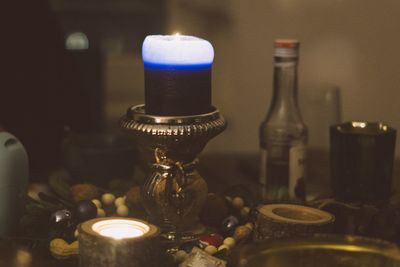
[220,215,239,237]
[70,184,99,203]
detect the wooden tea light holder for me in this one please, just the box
[254,204,335,241]
[78,217,160,267]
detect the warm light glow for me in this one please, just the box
[92,219,150,240]
[15,249,32,267]
[173,32,181,36]
[352,122,367,128]
[379,123,388,131]
[65,32,89,50]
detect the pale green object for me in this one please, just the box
[0,132,29,236]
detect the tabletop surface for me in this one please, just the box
[1,150,399,266]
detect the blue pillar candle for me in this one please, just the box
[142,35,214,116]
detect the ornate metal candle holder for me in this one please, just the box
[120,104,226,243]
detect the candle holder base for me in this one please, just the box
[162,222,206,241]
[120,105,226,246]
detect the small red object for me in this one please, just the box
[199,233,224,247]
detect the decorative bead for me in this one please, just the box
[50,209,74,230]
[223,237,236,248]
[97,208,106,217]
[224,185,255,207]
[91,199,102,209]
[220,215,239,237]
[199,233,224,247]
[175,250,188,263]
[116,205,129,216]
[101,193,116,206]
[240,206,250,218]
[16,247,32,265]
[114,197,126,207]
[233,225,252,241]
[232,197,244,210]
[204,245,218,255]
[225,196,232,203]
[218,244,229,251]
[76,200,97,223]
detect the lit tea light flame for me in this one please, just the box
[92,219,150,240]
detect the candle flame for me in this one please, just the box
[99,226,143,239]
[92,219,150,240]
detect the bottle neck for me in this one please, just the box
[270,57,300,115]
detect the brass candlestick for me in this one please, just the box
[120,104,226,243]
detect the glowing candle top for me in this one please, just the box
[142,34,214,69]
[92,219,150,240]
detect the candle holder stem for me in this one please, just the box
[120,105,226,245]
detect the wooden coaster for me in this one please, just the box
[254,204,335,241]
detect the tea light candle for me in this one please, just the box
[91,218,150,239]
[78,217,160,267]
[142,34,214,116]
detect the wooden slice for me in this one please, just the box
[254,204,335,241]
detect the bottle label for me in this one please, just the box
[274,61,296,68]
[289,144,306,200]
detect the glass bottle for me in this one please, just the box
[259,39,307,203]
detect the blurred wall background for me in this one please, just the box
[164,0,400,155]
[32,0,400,157]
